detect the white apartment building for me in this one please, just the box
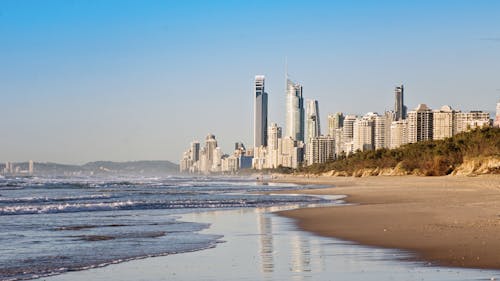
[407,104,433,143]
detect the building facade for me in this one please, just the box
[433,105,457,140]
[266,123,283,169]
[285,78,305,142]
[407,104,433,143]
[254,75,268,148]
[327,112,344,137]
[390,119,408,149]
[353,114,375,152]
[374,111,394,150]
[306,136,335,165]
[495,100,500,128]
[394,85,407,121]
[306,99,321,142]
[456,111,491,133]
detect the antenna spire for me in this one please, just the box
[285,56,288,81]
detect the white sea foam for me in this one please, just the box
[0,200,136,215]
[0,194,112,204]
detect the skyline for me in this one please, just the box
[1,1,500,164]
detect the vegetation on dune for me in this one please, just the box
[298,127,500,176]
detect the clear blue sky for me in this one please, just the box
[1,0,499,164]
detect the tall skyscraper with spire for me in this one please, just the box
[306,99,320,141]
[394,85,407,121]
[254,75,268,148]
[285,77,305,142]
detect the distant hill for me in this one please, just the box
[2,160,179,177]
[81,161,179,176]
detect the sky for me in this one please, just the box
[1,0,499,164]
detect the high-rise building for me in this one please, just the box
[305,99,321,142]
[180,140,203,173]
[252,145,268,170]
[433,105,457,140]
[353,113,376,152]
[28,160,34,175]
[495,100,500,128]
[3,162,11,174]
[455,111,491,133]
[390,120,408,149]
[407,104,433,143]
[281,136,304,169]
[374,112,394,150]
[331,129,342,156]
[254,75,268,148]
[394,85,407,121]
[267,123,282,151]
[342,115,357,141]
[285,78,304,142]
[221,155,239,173]
[199,147,208,173]
[267,123,283,169]
[211,147,223,172]
[327,112,344,137]
[205,134,218,162]
[306,136,335,166]
[190,141,200,162]
[180,152,190,173]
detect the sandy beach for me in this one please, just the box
[275,175,500,269]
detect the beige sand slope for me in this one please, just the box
[276,175,500,269]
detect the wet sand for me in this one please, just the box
[44,207,500,281]
[275,175,500,269]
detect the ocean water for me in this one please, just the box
[0,176,330,281]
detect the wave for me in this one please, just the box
[0,201,137,215]
[1,238,222,281]
[0,196,319,215]
[0,194,113,204]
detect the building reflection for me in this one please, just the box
[257,211,274,273]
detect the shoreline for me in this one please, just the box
[274,174,500,269]
[43,206,500,281]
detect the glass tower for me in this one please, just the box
[254,75,268,148]
[285,78,304,142]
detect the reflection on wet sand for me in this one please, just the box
[257,211,274,273]
[256,206,326,281]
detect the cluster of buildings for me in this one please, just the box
[181,73,500,174]
[1,160,34,176]
[179,135,253,174]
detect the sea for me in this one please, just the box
[0,175,332,281]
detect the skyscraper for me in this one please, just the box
[394,85,407,121]
[190,141,200,162]
[285,78,304,142]
[254,75,268,148]
[433,105,457,140]
[353,113,376,152]
[267,123,283,169]
[205,134,218,170]
[407,104,433,143]
[305,99,320,141]
[327,112,344,136]
[28,160,34,175]
[390,119,408,149]
[342,115,357,141]
[374,112,394,150]
[494,99,500,128]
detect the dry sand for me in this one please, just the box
[275,175,500,269]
